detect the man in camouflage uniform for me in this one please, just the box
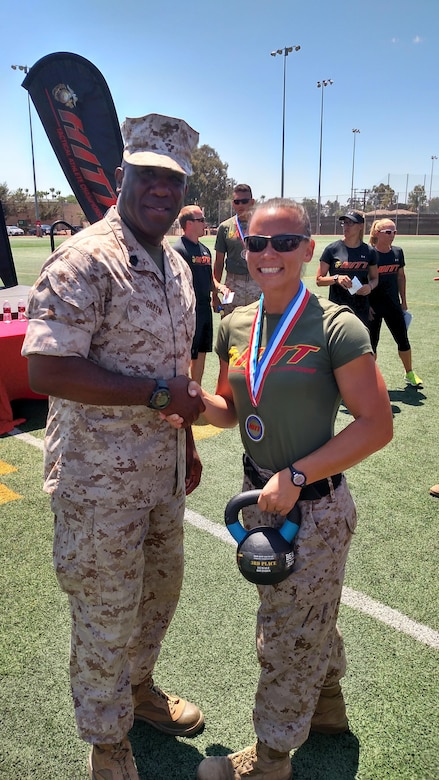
[22,113,206,780]
[213,184,261,316]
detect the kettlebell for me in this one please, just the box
[225,489,301,585]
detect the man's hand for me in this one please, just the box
[160,381,203,429]
[185,428,202,495]
[166,376,205,427]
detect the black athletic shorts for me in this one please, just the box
[192,304,213,359]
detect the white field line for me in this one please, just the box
[7,428,44,450]
[7,429,439,651]
[185,508,439,651]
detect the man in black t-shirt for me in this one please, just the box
[174,205,214,383]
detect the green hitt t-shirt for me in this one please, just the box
[216,292,372,473]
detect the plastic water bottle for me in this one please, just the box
[17,299,26,321]
[2,300,12,324]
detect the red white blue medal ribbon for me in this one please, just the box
[235,217,247,259]
[235,216,245,245]
[246,282,310,407]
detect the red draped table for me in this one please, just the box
[0,319,46,434]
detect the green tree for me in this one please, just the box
[301,198,317,221]
[185,144,235,225]
[38,201,60,221]
[408,184,427,212]
[367,184,396,210]
[0,182,12,219]
[11,188,29,211]
[324,199,340,216]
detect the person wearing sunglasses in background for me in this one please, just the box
[213,184,261,316]
[165,198,393,780]
[368,219,423,389]
[316,210,378,328]
[174,205,214,384]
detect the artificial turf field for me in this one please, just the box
[0,234,438,779]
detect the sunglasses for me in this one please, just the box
[188,217,206,222]
[379,229,396,234]
[244,234,310,253]
[233,198,251,205]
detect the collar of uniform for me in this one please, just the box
[104,205,182,280]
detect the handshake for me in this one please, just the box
[161,376,204,428]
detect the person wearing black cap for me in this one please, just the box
[316,211,378,327]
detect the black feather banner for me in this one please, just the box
[22,52,123,224]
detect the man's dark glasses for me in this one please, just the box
[244,234,310,253]
[188,217,206,222]
[233,198,251,205]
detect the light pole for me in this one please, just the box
[429,155,437,203]
[316,79,333,234]
[11,64,40,229]
[350,129,360,206]
[270,45,301,197]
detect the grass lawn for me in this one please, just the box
[1,234,438,779]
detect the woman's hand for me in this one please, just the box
[160,412,184,428]
[357,282,372,296]
[160,380,202,428]
[257,469,300,516]
[337,274,353,289]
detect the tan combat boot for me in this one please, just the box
[310,682,349,734]
[88,737,139,780]
[132,678,204,736]
[196,740,292,780]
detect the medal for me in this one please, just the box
[235,217,247,262]
[246,282,311,407]
[245,414,265,442]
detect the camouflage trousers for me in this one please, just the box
[51,491,185,743]
[221,272,261,316]
[241,471,356,752]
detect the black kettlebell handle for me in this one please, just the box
[225,489,301,545]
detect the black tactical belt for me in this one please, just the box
[243,454,342,501]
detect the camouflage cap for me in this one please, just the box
[121,113,199,176]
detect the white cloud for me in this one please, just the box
[413,35,423,44]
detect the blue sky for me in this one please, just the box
[2,0,438,208]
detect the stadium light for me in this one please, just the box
[11,64,40,229]
[429,155,437,203]
[350,129,360,206]
[316,79,334,234]
[270,45,301,197]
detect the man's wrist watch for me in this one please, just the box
[333,274,339,284]
[289,466,307,488]
[148,379,171,410]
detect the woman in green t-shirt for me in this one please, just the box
[166,198,393,780]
